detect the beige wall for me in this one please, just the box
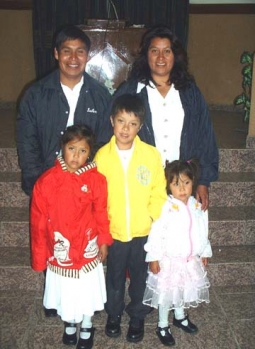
[188,14,255,106]
[0,9,254,107]
[0,10,35,103]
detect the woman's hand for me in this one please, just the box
[149,261,160,274]
[196,185,209,211]
[98,244,108,263]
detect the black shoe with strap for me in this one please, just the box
[62,322,77,345]
[173,315,198,334]
[105,315,121,338]
[156,326,175,346]
[126,318,144,343]
[76,327,95,349]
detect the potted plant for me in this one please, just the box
[234,51,254,122]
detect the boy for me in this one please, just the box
[94,93,166,343]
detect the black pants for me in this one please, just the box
[105,237,151,320]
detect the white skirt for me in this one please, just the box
[43,263,106,323]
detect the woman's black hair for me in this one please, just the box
[165,158,200,196]
[130,24,194,90]
[61,124,95,159]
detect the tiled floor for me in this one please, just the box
[1,108,254,349]
[1,285,255,349]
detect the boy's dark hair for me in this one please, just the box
[130,24,194,90]
[165,158,200,196]
[54,24,91,52]
[111,93,145,124]
[61,124,95,156]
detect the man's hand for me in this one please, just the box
[196,185,209,211]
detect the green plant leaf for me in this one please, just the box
[234,50,253,122]
[242,65,252,77]
[234,93,245,105]
[243,75,252,87]
[244,109,250,122]
[241,51,254,64]
[245,99,251,108]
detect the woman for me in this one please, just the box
[109,25,218,210]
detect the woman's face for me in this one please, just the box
[147,37,175,81]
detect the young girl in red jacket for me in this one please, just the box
[30,125,113,349]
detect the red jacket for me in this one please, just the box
[30,157,112,274]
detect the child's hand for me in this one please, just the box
[98,244,108,263]
[149,261,160,274]
[201,257,208,267]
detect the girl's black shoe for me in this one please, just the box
[76,327,95,349]
[156,326,175,346]
[173,315,198,334]
[62,322,77,345]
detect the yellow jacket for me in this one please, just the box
[94,136,167,242]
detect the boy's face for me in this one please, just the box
[110,110,142,150]
[63,138,90,172]
[54,38,88,88]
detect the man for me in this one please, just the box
[17,24,111,318]
[17,24,111,197]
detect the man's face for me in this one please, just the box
[54,39,88,88]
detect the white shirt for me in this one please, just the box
[116,143,134,172]
[137,82,184,166]
[61,76,84,128]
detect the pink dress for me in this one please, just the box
[143,195,212,310]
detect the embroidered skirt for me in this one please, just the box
[43,263,106,323]
[143,255,210,310]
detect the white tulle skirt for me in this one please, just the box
[143,256,210,310]
[43,264,106,323]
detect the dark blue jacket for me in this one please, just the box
[17,69,111,195]
[107,79,219,187]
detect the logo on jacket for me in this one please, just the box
[81,184,88,192]
[136,165,151,185]
[84,230,99,259]
[87,108,97,113]
[53,231,73,266]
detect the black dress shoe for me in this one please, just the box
[173,315,198,334]
[156,326,175,346]
[44,307,57,317]
[126,318,144,343]
[105,315,121,338]
[76,327,95,349]
[62,322,77,345]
